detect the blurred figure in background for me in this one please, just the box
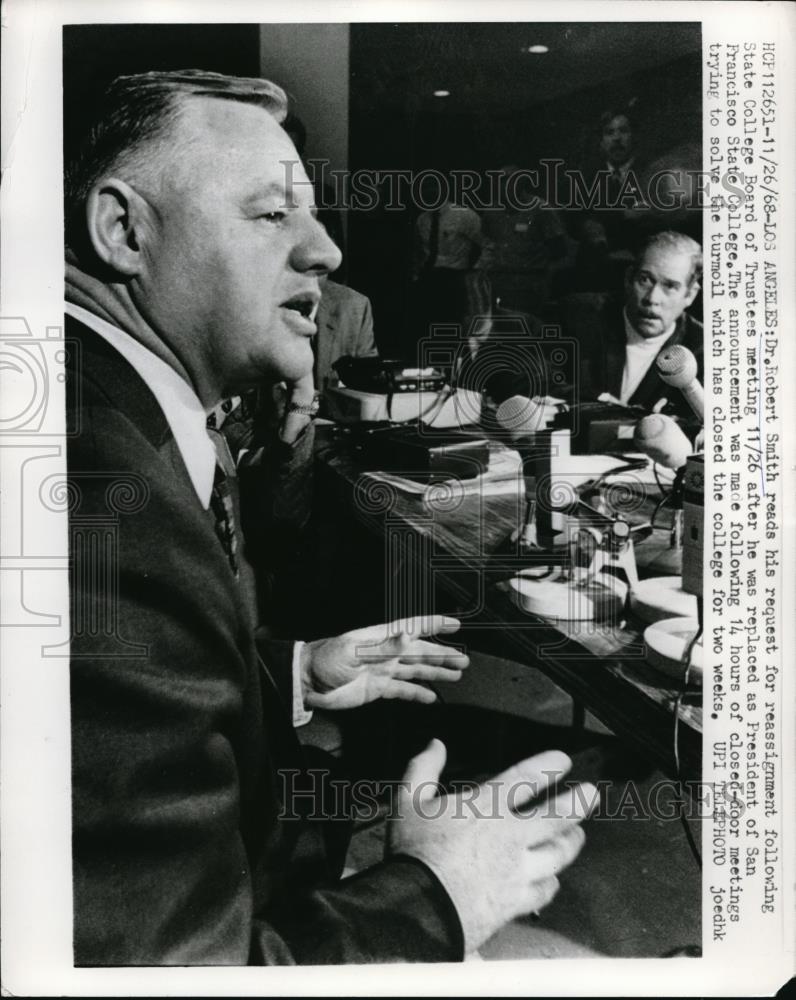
[568,106,647,293]
[410,179,485,364]
[314,276,378,389]
[480,163,568,318]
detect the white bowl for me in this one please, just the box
[643,616,703,684]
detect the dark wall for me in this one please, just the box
[63,24,260,164]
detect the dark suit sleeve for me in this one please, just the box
[70,396,462,967]
[253,857,464,964]
[355,296,378,359]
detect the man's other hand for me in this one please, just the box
[301,616,468,710]
[387,740,598,954]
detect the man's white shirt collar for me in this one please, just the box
[620,309,677,403]
[66,302,216,509]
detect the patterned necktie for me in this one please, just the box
[206,427,239,580]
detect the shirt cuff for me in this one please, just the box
[291,641,313,728]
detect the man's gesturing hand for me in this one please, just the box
[387,739,598,955]
[301,616,468,710]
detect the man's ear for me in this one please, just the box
[684,280,700,309]
[85,179,150,276]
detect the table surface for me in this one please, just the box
[315,426,702,783]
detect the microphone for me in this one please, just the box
[655,345,704,422]
[633,413,692,470]
[496,395,563,436]
[496,395,543,435]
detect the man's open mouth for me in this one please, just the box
[281,294,319,319]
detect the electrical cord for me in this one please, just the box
[590,454,650,493]
[649,461,683,531]
[672,595,704,869]
[417,384,454,426]
[653,460,667,495]
[650,492,673,531]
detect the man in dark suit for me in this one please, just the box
[464,233,702,432]
[314,277,378,389]
[65,69,593,966]
[569,231,703,419]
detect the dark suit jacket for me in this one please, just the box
[567,157,649,251]
[66,316,463,965]
[564,294,704,419]
[314,280,377,389]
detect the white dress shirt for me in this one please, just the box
[620,310,675,404]
[66,302,216,506]
[66,302,311,726]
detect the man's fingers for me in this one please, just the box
[397,639,469,666]
[515,782,599,848]
[526,876,561,916]
[347,617,463,661]
[398,651,469,668]
[359,638,468,667]
[382,679,439,705]
[400,738,447,802]
[523,825,586,881]
[508,876,561,924]
[373,615,462,641]
[391,664,464,684]
[480,750,573,815]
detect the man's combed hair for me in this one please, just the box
[65,69,288,260]
[638,230,703,287]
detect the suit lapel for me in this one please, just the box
[601,303,627,398]
[66,316,201,505]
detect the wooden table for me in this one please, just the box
[315,425,702,784]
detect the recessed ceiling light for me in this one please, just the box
[523,44,549,54]
[433,89,450,98]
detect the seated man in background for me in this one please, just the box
[474,231,703,428]
[568,230,703,416]
[65,68,594,966]
[314,275,378,389]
